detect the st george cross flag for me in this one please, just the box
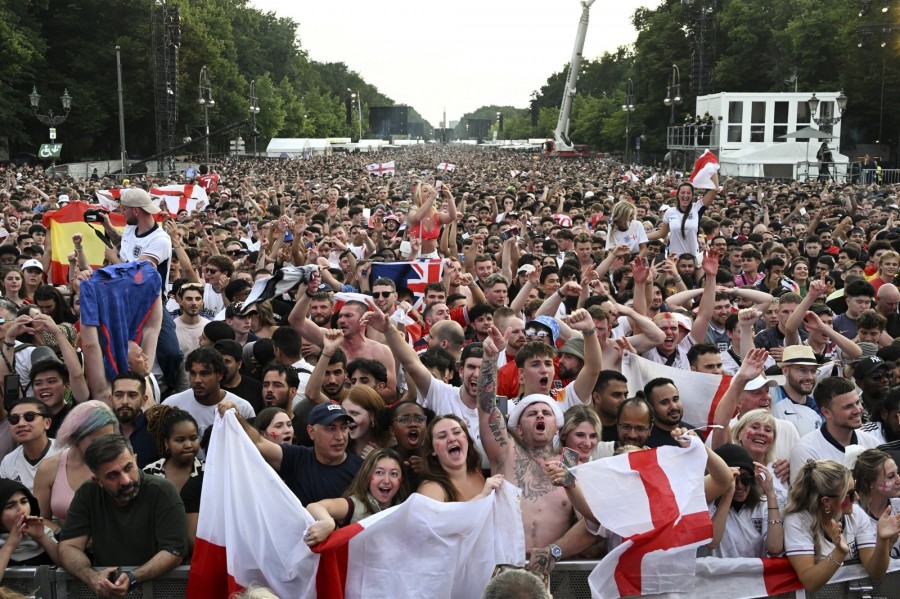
[621,352,732,434]
[370,260,444,309]
[187,410,525,599]
[95,188,123,211]
[436,162,456,171]
[186,411,319,599]
[689,149,720,190]
[573,437,713,598]
[366,161,396,176]
[149,184,209,214]
[312,482,525,599]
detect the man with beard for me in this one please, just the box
[643,378,694,448]
[259,364,299,415]
[174,283,208,355]
[853,356,892,425]
[293,330,348,447]
[788,377,880,479]
[771,345,823,438]
[59,435,187,594]
[110,371,158,468]
[218,399,362,505]
[494,314,526,368]
[477,325,598,578]
[615,396,654,449]
[162,347,255,439]
[215,340,263,413]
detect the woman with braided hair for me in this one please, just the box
[783,459,900,593]
[142,405,203,492]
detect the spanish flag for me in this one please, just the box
[41,203,127,285]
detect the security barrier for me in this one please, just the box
[3,563,899,597]
[549,560,900,598]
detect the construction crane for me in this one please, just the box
[547,0,596,156]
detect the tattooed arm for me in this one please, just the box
[478,325,512,472]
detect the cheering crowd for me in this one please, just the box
[0,143,899,597]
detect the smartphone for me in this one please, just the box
[559,448,579,487]
[108,568,122,583]
[284,230,294,242]
[435,179,443,190]
[496,395,508,417]
[399,240,412,256]
[3,374,20,410]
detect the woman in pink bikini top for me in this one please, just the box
[407,182,458,259]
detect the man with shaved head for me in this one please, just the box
[875,283,900,338]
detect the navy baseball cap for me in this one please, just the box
[308,402,353,426]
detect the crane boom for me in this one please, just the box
[553,0,596,152]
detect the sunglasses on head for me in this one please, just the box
[9,411,46,425]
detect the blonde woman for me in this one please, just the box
[605,201,647,255]
[784,459,900,593]
[732,409,788,508]
[407,182,457,259]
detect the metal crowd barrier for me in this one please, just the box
[549,560,900,598]
[4,563,899,598]
[0,566,189,598]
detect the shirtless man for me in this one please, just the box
[477,320,598,578]
[288,273,396,398]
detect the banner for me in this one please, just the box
[41,203,127,285]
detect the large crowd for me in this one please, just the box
[0,144,899,597]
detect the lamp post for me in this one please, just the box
[807,91,848,127]
[622,78,635,164]
[249,79,260,158]
[197,66,215,164]
[28,86,72,139]
[663,64,682,168]
[115,46,128,173]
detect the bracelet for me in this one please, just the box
[557,289,565,299]
[826,553,843,567]
[322,353,333,358]
[582,328,597,336]
[767,506,780,510]
[767,519,783,525]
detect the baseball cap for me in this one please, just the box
[744,375,777,391]
[853,356,891,380]
[672,313,693,332]
[308,402,353,427]
[22,259,44,272]
[517,264,536,275]
[120,188,161,214]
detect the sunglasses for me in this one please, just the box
[9,411,46,425]
[204,268,220,274]
[525,329,550,339]
[227,250,245,257]
[868,371,888,381]
[736,474,756,487]
[372,291,393,299]
[395,414,427,425]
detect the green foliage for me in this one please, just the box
[2,0,431,161]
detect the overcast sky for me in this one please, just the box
[251,0,657,125]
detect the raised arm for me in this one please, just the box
[365,304,434,396]
[785,276,826,345]
[690,250,720,343]
[304,330,344,405]
[620,304,666,353]
[478,326,512,471]
[710,347,769,448]
[287,275,325,347]
[36,315,89,403]
[568,310,601,402]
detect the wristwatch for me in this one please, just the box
[548,544,563,561]
[126,571,139,589]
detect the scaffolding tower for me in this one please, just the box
[151,0,181,172]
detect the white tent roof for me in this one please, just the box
[720,143,847,179]
[265,138,331,153]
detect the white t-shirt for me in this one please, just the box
[120,224,172,294]
[163,390,255,439]
[174,317,209,355]
[788,428,880,481]
[708,500,771,558]
[606,220,649,254]
[0,440,61,492]
[203,284,225,317]
[641,334,696,371]
[772,399,822,439]
[662,200,705,257]
[784,503,875,563]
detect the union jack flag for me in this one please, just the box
[370,260,444,310]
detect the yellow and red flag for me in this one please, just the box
[41,203,127,285]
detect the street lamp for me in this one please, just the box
[197,66,215,165]
[622,78,635,163]
[28,86,72,140]
[249,79,260,158]
[807,91,847,126]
